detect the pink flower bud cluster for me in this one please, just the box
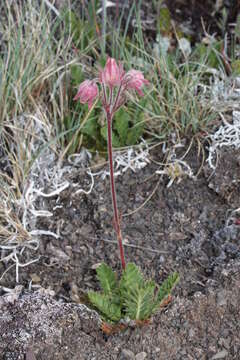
[73,80,98,109]
[100,58,124,88]
[74,57,149,110]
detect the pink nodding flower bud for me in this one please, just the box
[100,57,124,88]
[125,70,149,96]
[74,80,98,109]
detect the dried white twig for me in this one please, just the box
[73,170,95,195]
[12,252,40,283]
[97,1,115,15]
[101,140,150,179]
[29,230,60,239]
[156,142,195,187]
[207,111,240,169]
[33,182,70,198]
[43,0,60,17]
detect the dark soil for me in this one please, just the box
[1,145,240,359]
[108,0,239,42]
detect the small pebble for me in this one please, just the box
[211,350,228,359]
[91,262,102,270]
[216,290,228,306]
[30,274,41,283]
[121,349,135,360]
[136,352,147,360]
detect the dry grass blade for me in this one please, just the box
[0,0,82,283]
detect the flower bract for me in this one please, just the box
[125,70,150,96]
[74,80,98,109]
[100,57,124,88]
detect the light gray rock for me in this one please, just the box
[211,350,228,360]
[121,349,135,360]
[136,352,147,360]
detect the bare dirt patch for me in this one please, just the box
[1,145,240,359]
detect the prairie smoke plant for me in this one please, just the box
[74,59,179,326]
[74,57,149,270]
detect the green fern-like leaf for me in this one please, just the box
[88,291,122,322]
[155,272,179,308]
[96,263,118,296]
[114,108,130,143]
[119,263,144,294]
[100,125,121,147]
[88,262,179,324]
[124,280,156,320]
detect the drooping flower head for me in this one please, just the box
[73,58,150,272]
[74,80,98,109]
[100,57,125,88]
[74,59,149,112]
[125,70,150,96]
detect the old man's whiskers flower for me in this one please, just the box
[74,57,149,270]
[74,80,98,109]
[100,57,125,88]
[125,69,150,96]
[74,57,179,327]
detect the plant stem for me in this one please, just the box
[106,111,126,270]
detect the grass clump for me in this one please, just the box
[0,1,74,178]
[147,55,218,140]
[0,0,79,280]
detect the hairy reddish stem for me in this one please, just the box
[106,111,126,270]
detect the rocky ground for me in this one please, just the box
[1,144,240,359]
